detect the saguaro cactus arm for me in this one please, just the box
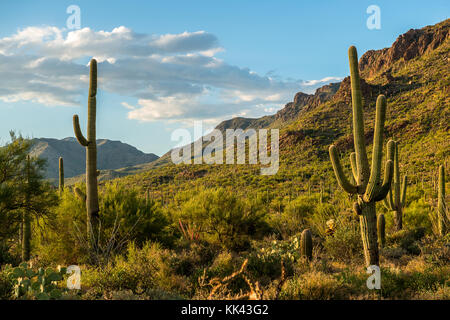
[348,46,370,188]
[373,159,394,202]
[329,145,358,194]
[364,95,387,202]
[74,187,86,202]
[350,152,358,182]
[73,115,89,147]
[372,140,395,202]
[400,175,408,206]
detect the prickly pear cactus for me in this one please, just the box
[5,262,70,300]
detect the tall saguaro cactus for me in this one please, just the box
[22,155,31,261]
[329,46,394,266]
[73,59,99,245]
[437,165,447,236]
[59,157,64,195]
[383,142,407,230]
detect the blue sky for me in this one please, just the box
[0,0,448,155]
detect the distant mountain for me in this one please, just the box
[50,19,450,187]
[30,137,159,181]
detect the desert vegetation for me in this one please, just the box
[0,20,449,300]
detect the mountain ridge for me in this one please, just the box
[30,137,159,181]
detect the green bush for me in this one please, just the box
[100,183,171,247]
[37,183,172,265]
[82,242,187,298]
[387,228,425,255]
[279,271,347,300]
[271,195,316,238]
[323,217,363,262]
[0,268,13,300]
[176,188,267,251]
[402,198,433,233]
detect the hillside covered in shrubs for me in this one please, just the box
[0,19,449,300]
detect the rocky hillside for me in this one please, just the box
[31,137,159,181]
[105,19,449,200]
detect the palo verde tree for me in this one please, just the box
[0,132,58,261]
[329,46,394,266]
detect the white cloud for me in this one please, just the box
[0,25,342,124]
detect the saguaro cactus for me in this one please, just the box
[329,46,394,266]
[377,213,386,248]
[59,157,64,195]
[300,229,313,260]
[383,142,407,230]
[73,59,99,244]
[74,187,86,202]
[437,165,447,236]
[22,155,31,261]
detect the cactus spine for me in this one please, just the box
[383,142,407,230]
[300,229,313,260]
[59,157,64,195]
[377,213,385,248]
[73,59,99,245]
[22,155,31,261]
[437,165,447,236]
[329,46,394,266]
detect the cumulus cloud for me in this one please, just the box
[0,25,342,123]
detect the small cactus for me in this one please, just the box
[59,157,64,195]
[300,229,313,260]
[383,141,407,230]
[74,187,86,202]
[437,165,448,236]
[377,213,386,248]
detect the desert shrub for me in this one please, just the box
[83,241,187,298]
[176,188,267,251]
[387,228,425,255]
[0,241,17,265]
[279,271,347,300]
[169,241,218,279]
[35,188,86,265]
[380,266,448,299]
[100,183,171,247]
[37,183,171,265]
[0,268,13,300]
[323,217,363,262]
[415,284,450,300]
[307,202,339,236]
[247,236,307,281]
[402,198,433,233]
[270,195,315,238]
[208,251,235,278]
